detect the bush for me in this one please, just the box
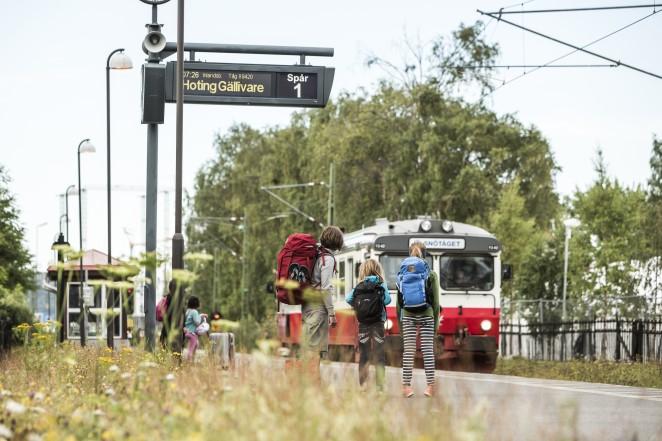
[0,286,33,350]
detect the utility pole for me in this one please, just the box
[240,209,249,321]
[139,0,170,351]
[327,162,335,226]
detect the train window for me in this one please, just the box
[347,258,354,291]
[355,261,361,279]
[338,260,346,297]
[379,254,433,287]
[440,255,494,291]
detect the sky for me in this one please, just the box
[0,0,660,273]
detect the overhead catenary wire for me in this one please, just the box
[442,63,618,69]
[477,8,662,93]
[486,4,661,15]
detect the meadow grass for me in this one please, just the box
[0,331,488,441]
[495,357,662,389]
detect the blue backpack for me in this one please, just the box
[396,257,431,312]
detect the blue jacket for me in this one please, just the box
[346,275,392,322]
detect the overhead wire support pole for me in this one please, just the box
[477,9,662,81]
[485,4,661,15]
[260,187,324,228]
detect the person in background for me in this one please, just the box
[210,311,223,333]
[183,296,207,362]
[397,241,440,397]
[346,259,391,391]
[301,225,344,379]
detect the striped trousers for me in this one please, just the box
[401,315,435,386]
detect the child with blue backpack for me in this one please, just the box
[346,259,391,390]
[397,242,440,397]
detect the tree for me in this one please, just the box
[0,165,34,342]
[568,150,650,318]
[367,21,500,99]
[0,165,34,292]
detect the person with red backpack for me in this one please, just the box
[276,226,344,377]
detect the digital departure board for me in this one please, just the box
[164,62,333,107]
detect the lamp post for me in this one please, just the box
[64,185,76,241]
[562,217,581,321]
[77,139,96,347]
[106,48,133,349]
[51,233,70,343]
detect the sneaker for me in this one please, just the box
[424,384,435,397]
[402,386,414,398]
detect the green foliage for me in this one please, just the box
[188,82,559,321]
[569,149,651,318]
[496,358,662,389]
[0,165,34,292]
[0,286,33,345]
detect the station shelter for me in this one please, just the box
[46,250,129,342]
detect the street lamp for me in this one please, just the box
[562,217,581,321]
[106,48,133,349]
[77,138,95,347]
[64,185,76,241]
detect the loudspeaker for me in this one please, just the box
[143,24,166,55]
[141,63,166,124]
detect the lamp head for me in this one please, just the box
[109,51,133,70]
[79,140,96,154]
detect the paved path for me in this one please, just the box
[321,361,662,441]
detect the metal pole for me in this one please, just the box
[106,48,123,350]
[241,209,248,321]
[327,162,335,226]
[144,124,158,351]
[77,139,88,347]
[562,229,570,321]
[170,0,186,353]
[65,185,75,242]
[172,0,185,272]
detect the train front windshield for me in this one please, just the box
[440,255,494,291]
[379,255,433,288]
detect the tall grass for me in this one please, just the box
[496,357,662,389]
[0,337,493,441]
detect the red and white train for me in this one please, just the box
[276,217,510,372]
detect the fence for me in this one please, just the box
[500,317,662,363]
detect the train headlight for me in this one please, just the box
[480,320,492,332]
[420,220,432,232]
[441,220,454,233]
[384,319,394,331]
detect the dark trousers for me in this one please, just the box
[358,321,386,389]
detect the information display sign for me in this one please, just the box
[165,62,334,107]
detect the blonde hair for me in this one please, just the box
[409,241,426,258]
[358,259,385,282]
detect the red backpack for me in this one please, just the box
[156,295,169,322]
[276,233,327,305]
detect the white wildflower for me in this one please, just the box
[26,433,43,441]
[139,361,158,369]
[93,409,106,417]
[104,388,115,397]
[0,424,14,439]
[0,424,12,439]
[33,392,45,401]
[5,399,26,414]
[120,372,132,380]
[164,373,175,382]
[108,364,120,373]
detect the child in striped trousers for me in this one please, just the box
[398,242,440,397]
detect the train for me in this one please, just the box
[276,217,510,372]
